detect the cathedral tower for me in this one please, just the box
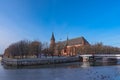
[50,32,56,49]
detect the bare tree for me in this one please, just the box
[42,42,49,57]
[56,44,63,57]
[30,41,42,58]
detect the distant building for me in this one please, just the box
[50,33,90,56]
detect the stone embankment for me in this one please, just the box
[2,56,81,67]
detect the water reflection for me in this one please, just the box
[1,62,120,80]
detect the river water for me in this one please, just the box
[1,62,120,80]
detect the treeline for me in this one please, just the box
[4,40,120,58]
[77,43,120,54]
[4,40,50,58]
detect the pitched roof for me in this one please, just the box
[56,36,89,46]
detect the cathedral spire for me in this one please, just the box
[51,32,55,41]
[66,35,69,46]
[67,35,69,42]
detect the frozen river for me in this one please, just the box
[1,62,120,80]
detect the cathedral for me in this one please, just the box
[50,33,90,56]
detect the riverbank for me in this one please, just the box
[2,56,82,67]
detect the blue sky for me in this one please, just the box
[0,0,120,53]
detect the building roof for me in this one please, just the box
[56,36,89,47]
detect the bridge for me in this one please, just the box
[79,54,120,62]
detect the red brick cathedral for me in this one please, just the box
[50,33,90,56]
